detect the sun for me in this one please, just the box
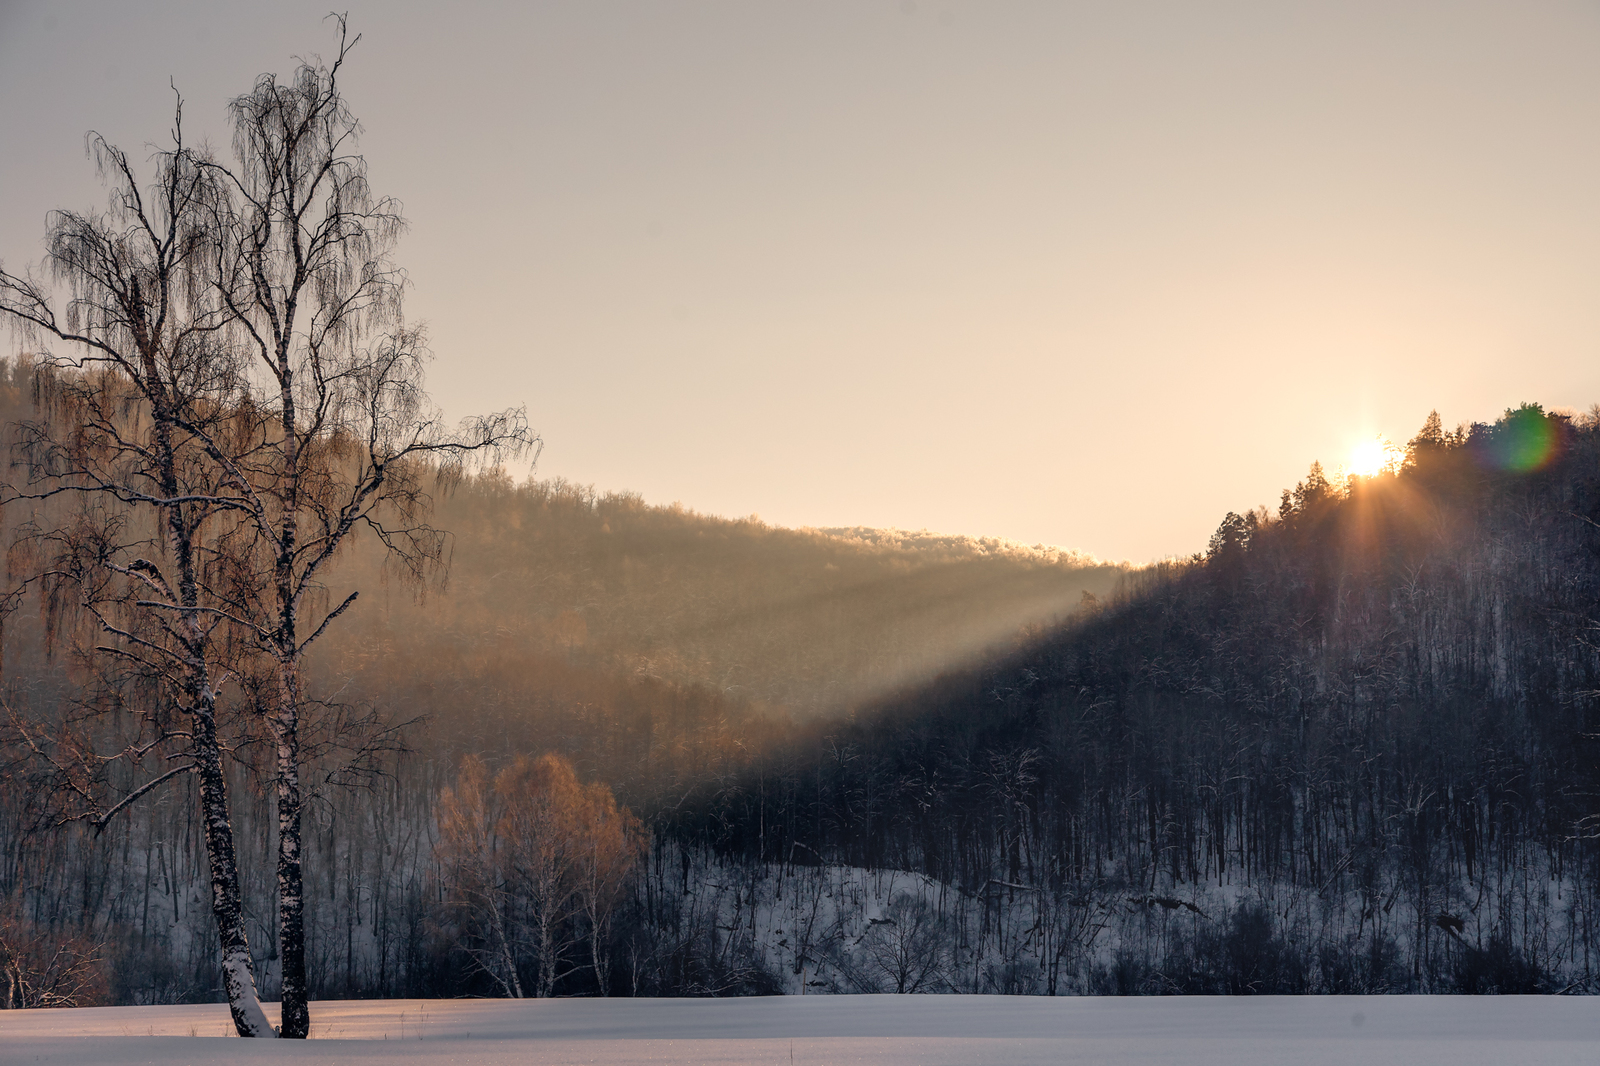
[1347,437,1391,479]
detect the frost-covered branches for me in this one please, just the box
[0,15,530,1036]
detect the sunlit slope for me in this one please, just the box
[319,476,1124,717]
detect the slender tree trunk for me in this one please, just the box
[194,691,274,1037]
[536,905,557,999]
[589,911,610,995]
[153,377,274,1039]
[275,650,309,1038]
[489,897,524,999]
[272,358,311,1038]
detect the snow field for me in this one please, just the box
[2,994,1597,1066]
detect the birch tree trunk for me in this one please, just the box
[273,652,307,1037]
[165,413,274,1039]
[195,693,274,1037]
[149,317,277,1040]
[490,899,525,999]
[271,342,309,1038]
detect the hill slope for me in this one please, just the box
[317,474,1124,727]
[676,404,1600,993]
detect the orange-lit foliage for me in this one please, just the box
[435,753,644,998]
[436,755,522,996]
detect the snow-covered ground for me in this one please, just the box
[2,995,1595,1065]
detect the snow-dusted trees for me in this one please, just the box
[187,18,530,1036]
[436,753,645,998]
[0,109,276,1037]
[638,405,1600,994]
[856,892,949,993]
[0,18,529,1033]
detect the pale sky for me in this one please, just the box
[3,1,1599,562]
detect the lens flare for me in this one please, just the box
[1486,411,1557,472]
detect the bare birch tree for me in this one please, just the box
[495,754,585,999]
[191,17,533,1036]
[0,112,276,1036]
[436,755,525,998]
[571,774,646,995]
[2,18,530,1036]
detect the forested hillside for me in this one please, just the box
[673,403,1600,994]
[6,393,1600,1004]
[0,355,1124,1006]
[323,471,1124,728]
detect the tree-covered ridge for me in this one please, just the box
[325,472,1126,720]
[664,404,1600,992]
